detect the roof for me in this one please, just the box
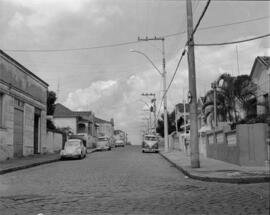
[94,116,111,124]
[54,103,74,117]
[0,49,49,87]
[54,103,92,120]
[250,56,270,78]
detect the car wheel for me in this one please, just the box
[142,150,145,153]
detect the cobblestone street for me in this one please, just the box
[0,146,269,215]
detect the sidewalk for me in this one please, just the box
[0,148,97,175]
[159,149,270,184]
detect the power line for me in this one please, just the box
[165,49,187,95]
[2,41,140,52]
[195,33,270,46]
[157,0,211,116]
[188,0,211,43]
[167,0,210,96]
[2,15,269,53]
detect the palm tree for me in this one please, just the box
[233,75,257,118]
[216,73,236,122]
[202,73,258,126]
[202,89,227,128]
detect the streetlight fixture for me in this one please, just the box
[130,46,169,152]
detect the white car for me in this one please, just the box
[60,139,87,159]
[96,137,111,151]
[142,134,159,153]
[115,139,125,147]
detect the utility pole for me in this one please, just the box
[138,37,168,152]
[152,96,157,134]
[141,93,156,134]
[186,0,200,168]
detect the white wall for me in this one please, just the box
[53,117,77,133]
[45,131,63,153]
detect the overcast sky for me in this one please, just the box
[0,0,269,144]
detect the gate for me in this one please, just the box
[13,108,24,157]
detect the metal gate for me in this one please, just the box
[33,108,41,154]
[13,108,24,157]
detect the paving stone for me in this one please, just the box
[0,146,269,215]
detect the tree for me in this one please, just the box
[233,75,257,117]
[202,89,228,128]
[202,73,258,126]
[47,91,57,115]
[47,91,57,130]
[156,111,184,137]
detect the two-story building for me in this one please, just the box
[250,56,270,115]
[95,117,114,139]
[53,103,99,148]
[0,50,48,160]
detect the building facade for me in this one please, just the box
[0,50,48,160]
[53,103,97,148]
[95,117,114,139]
[250,56,270,115]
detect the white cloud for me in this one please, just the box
[8,12,24,28]
[64,80,118,110]
[5,0,122,28]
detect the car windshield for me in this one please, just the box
[145,136,157,141]
[65,140,81,148]
[98,137,107,141]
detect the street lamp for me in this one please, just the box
[130,47,169,152]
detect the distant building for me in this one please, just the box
[250,56,270,115]
[95,117,114,139]
[53,103,97,148]
[0,50,48,160]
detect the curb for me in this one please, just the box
[0,149,98,175]
[159,152,270,184]
[0,158,60,175]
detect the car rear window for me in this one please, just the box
[65,140,81,147]
[145,136,157,141]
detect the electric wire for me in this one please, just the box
[3,15,269,52]
[194,33,270,46]
[157,0,211,118]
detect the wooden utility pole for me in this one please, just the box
[186,0,200,168]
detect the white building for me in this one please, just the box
[250,56,270,115]
[0,50,48,160]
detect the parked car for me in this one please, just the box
[115,139,125,147]
[96,136,111,151]
[142,134,159,153]
[60,138,87,159]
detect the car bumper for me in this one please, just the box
[142,148,159,152]
[61,153,81,158]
